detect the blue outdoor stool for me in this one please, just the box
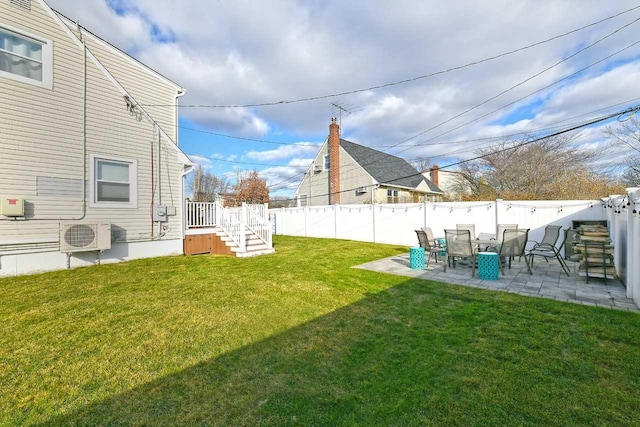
[409,247,426,270]
[477,252,499,280]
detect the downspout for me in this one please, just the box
[156,128,162,239]
[72,21,88,221]
[175,88,186,144]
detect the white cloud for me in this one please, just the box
[188,154,212,168]
[45,0,640,193]
[245,143,320,161]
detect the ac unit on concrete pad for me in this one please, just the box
[60,222,111,253]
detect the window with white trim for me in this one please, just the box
[323,154,330,171]
[387,189,399,204]
[0,26,52,89]
[90,155,137,208]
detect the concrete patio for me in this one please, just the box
[355,253,639,313]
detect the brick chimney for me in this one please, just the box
[431,164,439,187]
[329,118,340,205]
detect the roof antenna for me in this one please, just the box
[330,102,358,137]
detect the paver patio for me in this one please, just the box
[355,253,639,313]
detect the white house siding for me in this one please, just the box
[338,148,375,205]
[296,142,330,206]
[0,0,186,275]
[62,19,180,142]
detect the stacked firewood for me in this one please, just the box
[572,224,616,279]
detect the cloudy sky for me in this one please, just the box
[47,0,640,196]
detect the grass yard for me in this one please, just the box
[1,236,640,426]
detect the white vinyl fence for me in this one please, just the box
[605,188,640,306]
[272,195,640,305]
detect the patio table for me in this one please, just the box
[474,239,499,252]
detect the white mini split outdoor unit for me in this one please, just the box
[60,222,111,253]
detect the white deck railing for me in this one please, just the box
[216,203,244,250]
[244,203,272,247]
[185,201,272,250]
[186,201,217,228]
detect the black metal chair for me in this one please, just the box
[444,229,476,277]
[499,229,532,275]
[528,225,570,276]
[415,229,441,267]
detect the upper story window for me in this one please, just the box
[0,26,52,89]
[90,155,138,209]
[323,154,330,171]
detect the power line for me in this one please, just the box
[268,104,640,200]
[267,32,640,191]
[388,16,640,148]
[140,4,640,109]
[179,126,319,146]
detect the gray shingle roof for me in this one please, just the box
[339,139,443,193]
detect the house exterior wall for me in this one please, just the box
[61,16,180,142]
[338,148,375,204]
[374,186,420,204]
[296,141,330,206]
[0,0,188,276]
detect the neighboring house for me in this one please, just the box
[425,165,473,200]
[0,0,194,276]
[295,119,443,206]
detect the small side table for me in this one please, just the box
[409,247,426,270]
[477,252,499,280]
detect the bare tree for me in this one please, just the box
[410,156,432,173]
[189,165,231,202]
[457,134,622,200]
[605,116,640,186]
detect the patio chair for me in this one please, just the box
[444,229,476,277]
[527,225,570,276]
[498,229,532,275]
[497,224,518,243]
[414,229,441,267]
[457,224,476,240]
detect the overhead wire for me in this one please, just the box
[266,30,640,191]
[268,104,640,201]
[140,4,640,109]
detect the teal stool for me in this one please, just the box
[410,247,425,270]
[437,238,447,257]
[477,252,499,280]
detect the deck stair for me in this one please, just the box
[184,202,274,257]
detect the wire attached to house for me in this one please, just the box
[268,104,640,202]
[139,4,640,109]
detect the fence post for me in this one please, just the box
[304,206,308,237]
[495,199,502,236]
[372,203,377,243]
[423,201,427,228]
[334,205,338,238]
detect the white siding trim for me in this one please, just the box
[0,22,53,89]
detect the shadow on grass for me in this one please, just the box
[41,278,639,426]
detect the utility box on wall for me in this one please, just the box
[154,204,168,222]
[0,197,24,217]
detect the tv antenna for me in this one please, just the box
[330,102,360,135]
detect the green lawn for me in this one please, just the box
[1,236,639,426]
